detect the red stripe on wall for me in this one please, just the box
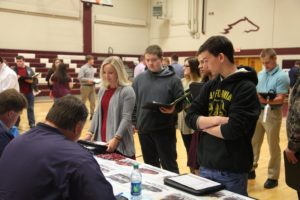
[83,2,92,54]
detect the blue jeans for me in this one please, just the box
[26,93,35,126]
[200,167,248,196]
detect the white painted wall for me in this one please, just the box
[93,0,149,54]
[149,0,300,53]
[0,0,82,52]
[0,0,299,56]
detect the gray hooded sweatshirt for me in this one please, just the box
[132,66,184,133]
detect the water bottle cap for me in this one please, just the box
[133,163,139,169]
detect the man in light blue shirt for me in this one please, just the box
[171,54,184,78]
[249,48,290,189]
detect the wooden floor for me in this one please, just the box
[17,98,298,200]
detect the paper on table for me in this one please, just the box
[168,174,221,191]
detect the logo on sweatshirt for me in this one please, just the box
[208,89,233,116]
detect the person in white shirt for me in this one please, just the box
[134,55,146,78]
[0,57,19,92]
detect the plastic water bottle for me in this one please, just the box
[130,163,142,200]
[263,103,270,123]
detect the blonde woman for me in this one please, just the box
[85,56,136,158]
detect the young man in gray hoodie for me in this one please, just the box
[132,45,184,173]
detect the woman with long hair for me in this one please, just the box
[178,57,201,171]
[187,56,216,174]
[50,63,73,100]
[85,56,136,158]
[46,58,62,89]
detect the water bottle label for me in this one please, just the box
[131,182,141,196]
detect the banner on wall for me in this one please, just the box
[81,0,113,6]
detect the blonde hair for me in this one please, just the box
[100,56,131,88]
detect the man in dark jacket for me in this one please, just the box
[0,89,27,157]
[13,55,37,128]
[186,36,260,196]
[0,95,116,200]
[132,45,184,174]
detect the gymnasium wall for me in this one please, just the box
[93,0,149,54]
[149,0,300,53]
[0,0,149,54]
[0,0,82,52]
[0,0,300,58]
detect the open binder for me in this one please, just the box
[164,174,224,196]
[142,90,191,110]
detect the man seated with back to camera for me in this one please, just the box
[0,95,115,200]
[0,89,27,157]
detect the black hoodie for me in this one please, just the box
[132,66,184,133]
[186,66,261,173]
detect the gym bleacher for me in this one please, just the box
[0,49,138,97]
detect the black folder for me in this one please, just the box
[78,140,107,154]
[164,174,224,196]
[142,90,191,110]
[189,82,204,99]
[284,151,300,190]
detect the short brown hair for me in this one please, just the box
[46,95,88,131]
[15,55,25,60]
[86,55,94,62]
[145,45,163,59]
[260,48,277,59]
[0,89,27,114]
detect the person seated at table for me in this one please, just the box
[0,89,27,157]
[0,95,115,200]
[85,56,136,159]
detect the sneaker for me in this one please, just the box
[248,170,256,179]
[264,179,278,189]
[90,115,93,120]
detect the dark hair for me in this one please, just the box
[86,55,94,62]
[0,57,3,63]
[171,54,179,62]
[0,89,27,114]
[52,63,70,85]
[184,57,201,77]
[198,36,234,64]
[138,55,145,62]
[46,95,88,131]
[145,45,163,59]
[51,58,63,71]
[15,55,25,60]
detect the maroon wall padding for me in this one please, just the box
[83,2,92,54]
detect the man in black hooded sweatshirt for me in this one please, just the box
[186,36,260,196]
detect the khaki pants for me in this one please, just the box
[80,85,96,115]
[252,109,282,180]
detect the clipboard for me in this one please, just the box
[283,151,300,190]
[77,140,108,154]
[164,174,224,196]
[142,91,191,110]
